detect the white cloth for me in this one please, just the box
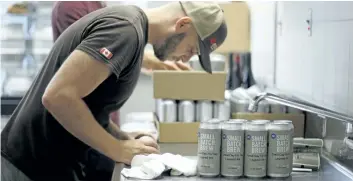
[121,153,197,179]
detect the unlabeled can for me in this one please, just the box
[162,100,177,123]
[231,99,250,113]
[155,99,164,122]
[196,101,213,122]
[267,120,294,178]
[270,103,287,113]
[257,101,270,113]
[244,120,270,178]
[197,119,222,177]
[178,100,195,123]
[293,153,321,170]
[221,119,246,178]
[213,100,231,121]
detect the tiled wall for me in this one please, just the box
[251,1,353,117]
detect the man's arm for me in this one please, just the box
[107,120,131,140]
[42,50,123,162]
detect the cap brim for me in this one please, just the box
[198,37,213,74]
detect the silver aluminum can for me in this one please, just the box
[178,100,195,123]
[231,99,250,113]
[197,119,222,177]
[244,120,270,178]
[257,101,270,113]
[162,100,177,123]
[221,119,246,178]
[155,99,164,122]
[196,101,213,122]
[293,138,323,155]
[293,153,320,170]
[270,102,287,113]
[267,120,294,178]
[213,100,231,121]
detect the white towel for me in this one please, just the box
[121,153,198,180]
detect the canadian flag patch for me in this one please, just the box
[99,47,113,60]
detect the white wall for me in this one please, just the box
[251,2,353,116]
[247,1,277,87]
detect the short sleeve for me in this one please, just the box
[76,18,139,77]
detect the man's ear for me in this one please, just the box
[175,17,192,33]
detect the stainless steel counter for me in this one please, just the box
[111,144,353,181]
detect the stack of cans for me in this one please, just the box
[155,99,231,123]
[197,119,295,178]
[292,138,323,170]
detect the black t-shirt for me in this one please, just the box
[1,5,148,181]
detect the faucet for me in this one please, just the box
[248,92,353,125]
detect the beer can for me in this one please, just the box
[270,102,287,113]
[267,120,294,178]
[221,119,246,178]
[257,101,270,113]
[231,99,250,113]
[162,100,177,123]
[293,153,321,171]
[178,100,195,123]
[196,101,213,122]
[155,99,164,122]
[197,119,222,177]
[293,138,323,155]
[244,120,270,178]
[213,100,231,121]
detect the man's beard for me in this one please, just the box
[152,33,186,61]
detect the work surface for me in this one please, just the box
[111,144,353,181]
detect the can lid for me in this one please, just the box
[163,99,175,104]
[273,120,292,124]
[228,119,246,124]
[250,119,270,124]
[206,118,221,124]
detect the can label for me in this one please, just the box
[221,129,244,176]
[244,130,268,177]
[293,147,321,154]
[197,128,221,175]
[267,130,293,176]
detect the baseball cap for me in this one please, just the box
[179,1,228,74]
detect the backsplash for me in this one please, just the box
[250,1,353,171]
[250,1,353,117]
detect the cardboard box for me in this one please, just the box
[232,113,306,137]
[153,113,200,143]
[216,2,251,53]
[153,71,227,101]
[158,122,200,143]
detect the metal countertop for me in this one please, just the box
[111,144,353,181]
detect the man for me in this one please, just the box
[1,2,227,181]
[51,2,185,180]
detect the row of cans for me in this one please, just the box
[155,99,231,122]
[197,119,294,178]
[230,98,302,114]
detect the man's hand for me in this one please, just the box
[117,139,159,165]
[128,132,159,150]
[142,50,192,71]
[127,131,154,139]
